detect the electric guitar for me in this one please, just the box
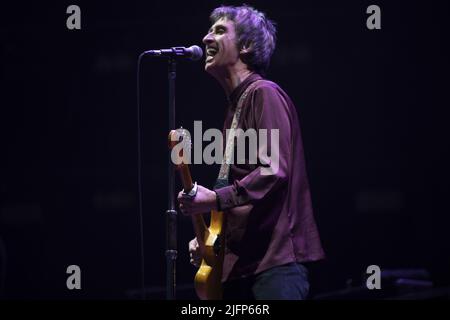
[168,128,225,300]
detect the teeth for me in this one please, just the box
[207,48,218,56]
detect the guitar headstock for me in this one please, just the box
[168,127,192,166]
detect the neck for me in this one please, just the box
[213,63,254,96]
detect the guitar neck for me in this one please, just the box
[179,164,208,242]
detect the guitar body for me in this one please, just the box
[169,129,225,300]
[194,210,225,300]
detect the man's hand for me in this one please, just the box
[189,238,201,267]
[177,184,217,215]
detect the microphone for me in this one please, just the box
[144,45,203,61]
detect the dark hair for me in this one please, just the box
[210,5,277,76]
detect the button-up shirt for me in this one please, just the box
[215,73,325,282]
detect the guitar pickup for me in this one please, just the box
[213,234,222,256]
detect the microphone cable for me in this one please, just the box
[135,52,147,300]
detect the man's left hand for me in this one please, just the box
[177,185,217,215]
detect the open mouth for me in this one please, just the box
[206,47,218,62]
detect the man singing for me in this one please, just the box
[178,5,325,300]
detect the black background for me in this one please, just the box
[1,0,449,299]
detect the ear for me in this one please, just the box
[240,44,253,55]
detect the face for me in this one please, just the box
[202,18,241,74]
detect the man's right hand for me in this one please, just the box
[189,238,202,267]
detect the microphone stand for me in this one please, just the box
[166,58,177,300]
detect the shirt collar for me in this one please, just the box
[228,73,263,109]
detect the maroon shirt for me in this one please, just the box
[215,73,325,282]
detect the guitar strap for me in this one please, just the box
[214,80,262,190]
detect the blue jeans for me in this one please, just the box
[223,262,310,300]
